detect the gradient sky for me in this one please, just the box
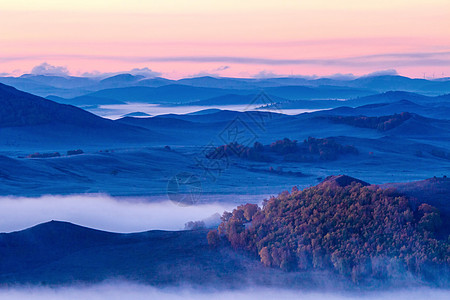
[0,0,449,78]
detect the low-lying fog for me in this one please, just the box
[0,283,447,300]
[0,194,237,233]
[86,103,321,119]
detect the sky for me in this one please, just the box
[0,0,449,79]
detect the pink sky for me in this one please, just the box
[0,0,449,79]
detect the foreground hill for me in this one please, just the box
[0,176,448,288]
[0,221,339,288]
[215,175,449,285]
[380,177,450,234]
[381,177,450,214]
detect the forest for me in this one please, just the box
[325,112,412,131]
[206,137,358,162]
[209,177,449,284]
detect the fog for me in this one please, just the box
[0,194,235,233]
[86,103,321,119]
[0,283,447,300]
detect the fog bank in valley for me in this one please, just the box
[0,194,235,233]
[0,283,447,300]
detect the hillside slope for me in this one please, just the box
[216,176,449,285]
[0,221,334,288]
[0,83,161,149]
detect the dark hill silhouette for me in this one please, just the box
[380,177,450,238]
[0,83,161,147]
[0,83,114,128]
[346,91,439,106]
[385,114,450,137]
[315,111,450,137]
[118,115,200,129]
[308,98,450,120]
[156,109,286,124]
[0,220,305,287]
[259,91,450,114]
[100,73,144,84]
[123,111,151,117]
[96,74,145,89]
[19,74,95,89]
[380,177,450,215]
[264,85,374,100]
[137,77,175,87]
[46,94,125,106]
[183,93,257,106]
[319,175,370,188]
[86,84,251,104]
[347,75,450,94]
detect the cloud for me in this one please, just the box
[2,51,450,69]
[79,70,105,77]
[128,67,162,78]
[2,51,450,72]
[81,67,161,78]
[189,65,231,77]
[253,70,283,78]
[363,69,398,77]
[30,62,70,76]
[252,69,400,80]
[0,194,235,233]
[0,284,447,300]
[215,65,230,71]
[325,73,357,80]
[5,50,446,67]
[252,70,319,79]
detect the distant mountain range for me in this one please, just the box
[1,74,449,105]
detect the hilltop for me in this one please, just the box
[215,176,449,285]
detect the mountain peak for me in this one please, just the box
[320,175,370,188]
[100,73,144,83]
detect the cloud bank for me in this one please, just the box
[0,194,235,233]
[80,67,161,78]
[30,62,70,76]
[3,51,448,67]
[0,283,447,300]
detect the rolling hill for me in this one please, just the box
[85,84,251,104]
[0,220,324,288]
[216,175,449,284]
[0,83,161,149]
